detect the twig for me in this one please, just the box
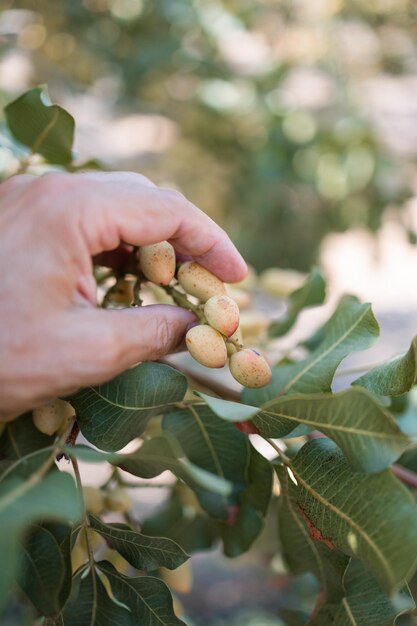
[391,464,417,489]
[163,285,204,319]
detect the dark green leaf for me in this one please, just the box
[5,86,74,165]
[0,413,54,461]
[41,523,74,610]
[98,561,186,625]
[0,467,81,611]
[141,491,217,554]
[163,405,249,518]
[89,516,189,571]
[255,388,409,472]
[219,443,273,557]
[354,337,417,397]
[70,362,188,451]
[18,525,66,617]
[196,393,259,422]
[0,594,36,626]
[62,566,132,625]
[118,434,232,497]
[243,295,379,406]
[290,439,417,592]
[269,268,326,338]
[332,559,414,626]
[279,608,309,626]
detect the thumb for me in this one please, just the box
[65,305,197,388]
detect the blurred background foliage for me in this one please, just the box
[1,0,417,270]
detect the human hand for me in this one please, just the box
[0,171,247,420]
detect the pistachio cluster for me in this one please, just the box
[138,242,272,389]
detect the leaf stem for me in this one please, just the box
[71,456,97,626]
[334,354,405,378]
[264,437,291,465]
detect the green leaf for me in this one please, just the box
[89,516,189,572]
[279,608,309,626]
[220,444,273,557]
[0,413,54,462]
[196,393,259,422]
[163,405,250,518]
[255,388,409,472]
[62,566,132,625]
[118,434,232,497]
[70,362,187,451]
[277,465,348,585]
[0,467,81,611]
[5,86,74,165]
[243,295,379,406]
[0,594,36,626]
[62,445,121,464]
[18,525,66,617]
[289,439,417,592]
[269,268,326,338]
[98,561,186,625]
[332,559,415,626]
[141,491,217,554]
[354,337,417,397]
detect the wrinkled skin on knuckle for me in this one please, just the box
[152,314,176,357]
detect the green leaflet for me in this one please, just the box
[89,516,189,571]
[220,444,273,557]
[141,491,218,555]
[5,86,74,165]
[332,560,414,626]
[0,468,81,612]
[116,434,232,497]
[18,525,68,618]
[163,405,250,519]
[243,295,379,406]
[98,561,186,626]
[269,268,326,338]
[196,393,259,422]
[62,566,132,626]
[255,387,409,472]
[0,413,55,461]
[289,439,417,592]
[354,336,417,396]
[70,362,188,451]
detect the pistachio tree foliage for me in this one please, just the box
[3,0,415,271]
[2,89,417,625]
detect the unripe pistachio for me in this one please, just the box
[177,261,226,302]
[186,325,228,368]
[204,295,240,337]
[105,488,132,513]
[239,311,270,342]
[83,486,105,516]
[231,264,257,291]
[225,285,252,310]
[32,399,73,436]
[226,326,243,357]
[259,268,305,298]
[163,561,193,594]
[139,241,176,286]
[229,349,272,388]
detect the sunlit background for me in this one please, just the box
[1,0,417,623]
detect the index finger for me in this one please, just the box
[63,171,248,283]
